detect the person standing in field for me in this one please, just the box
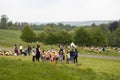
[14,44,19,55]
[32,46,36,62]
[66,52,70,64]
[19,44,23,55]
[70,49,75,63]
[59,46,64,63]
[74,49,78,63]
[27,45,32,55]
[55,52,59,63]
[66,48,70,63]
[36,45,40,62]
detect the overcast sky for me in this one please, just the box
[0,0,120,22]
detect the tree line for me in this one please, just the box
[1,15,120,47]
[0,15,75,31]
[21,20,120,47]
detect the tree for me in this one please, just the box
[8,21,13,27]
[91,23,96,27]
[109,21,119,32]
[20,25,36,43]
[57,30,72,45]
[43,29,72,45]
[44,26,58,34]
[7,21,14,29]
[0,15,8,29]
[112,27,120,46]
[45,32,59,45]
[74,27,91,46]
[37,32,47,43]
[90,28,106,46]
[107,32,114,46]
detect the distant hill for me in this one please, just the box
[32,20,115,26]
[59,20,113,26]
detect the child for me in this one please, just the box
[32,46,36,62]
[55,52,60,63]
[66,52,70,63]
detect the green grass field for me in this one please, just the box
[0,29,56,49]
[0,29,21,47]
[78,48,120,57]
[0,29,120,57]
[0,29,40,47]
[0,56,120,80]
[0,29,120,80]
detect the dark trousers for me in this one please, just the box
[74,56,78,63]
[28,51,31,55]
[36,55,40,62]
[66,59,70,63]
[20,49,22,55]
[32,56,36,62]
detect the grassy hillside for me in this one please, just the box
[0,29,41,48]
[0,29,59,50]
[0,29,120,57]
[0,29,22,48]
[0,56,120,80]
[0,29,120,80]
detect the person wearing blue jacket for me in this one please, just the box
[70,49,75,63]
[74,49,78,63]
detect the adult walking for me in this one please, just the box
[14,44,19,55]
[27,45,32,55]
[59,45,64,63]
[74,49,78,63]
[36,45,40,62]
[70,49,75,63]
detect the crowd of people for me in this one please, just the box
[31,45,78,63]
[13,44,79,63]
[14,44,31,56]
[1,43,120,64]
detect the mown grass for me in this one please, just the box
[0,56,120,80]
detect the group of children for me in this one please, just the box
[0,44,79,64]
[0,50,13,56]
[31,45,78,63]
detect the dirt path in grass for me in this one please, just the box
[79,54,120,60]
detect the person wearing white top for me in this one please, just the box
[19,44,23,55]
[32,46,36,62]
